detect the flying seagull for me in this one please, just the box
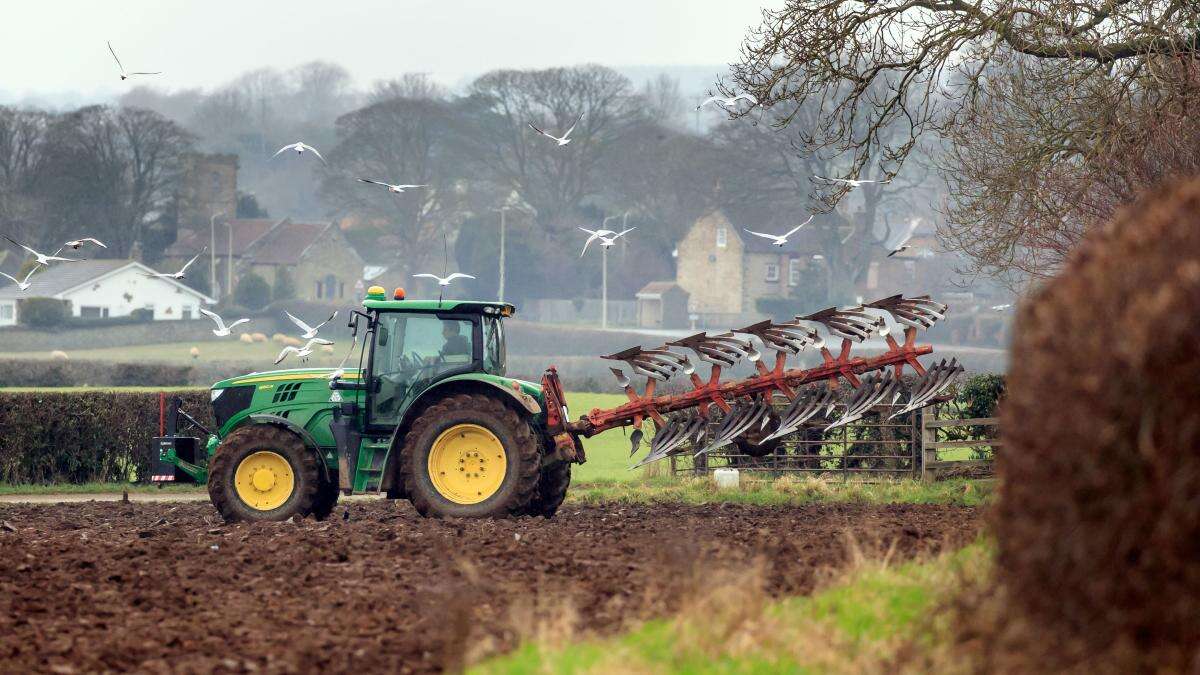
[275,338,334,365]
[356,178,427,194]
[272,142,326,164]
[285,310,338,339]
[886,221,919,257]
[3,236,82,266]
[107,41,161,81]
[327,335,359,381]
[578,227,635,257]
[141,248,205,279]
[814,175,892,188]
[528,112,583,146]
[57,238,107,252]
[199,308,250,337]
[991,304,1013,312]
[412,272,475,286]
[0,268,38,291]
[696,93,758,110]
[743,216,814,247]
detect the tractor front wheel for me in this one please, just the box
[208,425,321,523]
[400,393,540,518]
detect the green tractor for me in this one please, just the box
[153,286,581,522]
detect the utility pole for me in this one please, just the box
[209,212,224,301]
[498,208,506,303]
[227,219,234,303]
[602,245,608,330]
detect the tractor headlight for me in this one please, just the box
[210,388,225,402]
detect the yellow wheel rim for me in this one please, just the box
[234,451,295,511]
[428,424,507,505]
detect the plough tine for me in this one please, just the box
[798,307,877,342]
[601,345,692,381]
[827,371,899,430]
[865,294,949,331]
[734,320,821,355]
[632,415,706,468]
[890,358,963,418]
[763,387,836,441]
[668,332,759,367]
[694,399,771,456]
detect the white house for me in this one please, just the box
[0,260,214,327]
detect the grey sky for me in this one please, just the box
[2,0,773,100]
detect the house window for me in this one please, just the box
[788,259,802,286]
[80,306,109,319]
[324,274,337,300]
[0,304,13,320]
[716,227,728,248]
[765,264,779,282]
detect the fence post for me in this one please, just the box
[920,407,938,482]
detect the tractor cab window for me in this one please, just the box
[483,316,505,376]
[369,313,476,427]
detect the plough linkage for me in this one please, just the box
[559,295,963,467]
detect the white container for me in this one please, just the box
[713,468,740,490]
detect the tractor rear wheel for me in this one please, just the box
[521,460,571,518]
[208,425,321,523]
[400,393,540,518]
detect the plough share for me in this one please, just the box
[542,295,963,468]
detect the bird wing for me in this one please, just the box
[129,72,162,76]
[743,229,778,241]
[734,93,758,105]
[696,96,721,109]
[79,238,107,248]
[228,318,251,329]
[179,249,205,274]
[274,346,298,364]
[272,143,297,158]
[783,216,814,238]
[305,145,327,164]
[20,267,37,283]
[285,310,314,334]
[107,41,124,73]
[44,255,82,263]
[357,178,390,187]
[313,311,337,330]
[4,235,39,257]
[612,227,636,239]
[394,184,427,190]
[412,273,439,281]
[528,122,553,139]
[0,272,16,284]
[305,338,334,349]
[445,273,475,282]
[198,308,225,331]
[562,112,584,139]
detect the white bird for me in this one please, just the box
[272,142,326,164]
[356,178,427,194]
[285,310,338,340]
[412,272,475,286]
[886,221,919,257]
[199,308,250,337]
[0,267,38,291]
[4,236,82,266]
[275,338,334,365]
[578,227,635,257]
[107,41,161,81]
[57,238,107,253]
[142,249,205,279]
[696,93,758,110]
[991,304,1013,312]
[327,336,359,381]
[528,112,583,146]
[743,216,814,247]
[814,175,892,188]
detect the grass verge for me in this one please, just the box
[473,540,992,674]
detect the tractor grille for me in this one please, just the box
[272,382,304,404]
[212,385,255,429]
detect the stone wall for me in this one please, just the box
[675,211,745,314]
[295,228,365,302]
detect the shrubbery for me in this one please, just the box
[235,272,271,309]
[0,360,192,387]
[18,297,70,328]
[0,389,213,484]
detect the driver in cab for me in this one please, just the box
[438,322,470,361]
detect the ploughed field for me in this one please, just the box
[0,500,980,673]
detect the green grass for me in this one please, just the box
[0,339,343,366]
[472,541,991,674]
[567,476,992,507]
[563,391,641,483]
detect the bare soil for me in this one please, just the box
[0,500,979,673]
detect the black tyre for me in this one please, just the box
[400,393,540,518]
[208,425,321,523]
[311,472,340,521]
[522,460,571,518]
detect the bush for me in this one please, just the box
[0,389,213,484]
[272,267,296,302]
[235,272,271,310]
[995,178,1200,670]
[0,360,192,387]
[18,297,70,328]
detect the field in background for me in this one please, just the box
[0,339,343,367]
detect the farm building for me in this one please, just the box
[0,260,213,327]
[635,281,690,329]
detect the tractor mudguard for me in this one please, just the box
[403,375,542,425]
[246,414,332,484]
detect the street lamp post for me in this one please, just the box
[492,199,535,304]
[227,219,234,302]
[600,214,619,330]
[498,207,506,303]
[209,212,225,300]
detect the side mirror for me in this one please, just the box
[377,324,389,347]
[348,314,359,338]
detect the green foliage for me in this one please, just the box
[0,389,213,484]
[272,267,296,302]
[182,260,211,296]
[234,271,271,309]
[18,297,70,328]
[0,360,192,387]
[944,373,1006,457]
[236,191,269,219]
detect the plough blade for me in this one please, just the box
[602,345,692,381]
[827,371,902,430]
[734,320,821,354]
[694,398,772,457]
[763,387,837,441]
[632,414,706,468]
[798,306,878,342]
[865,294,948,331]
[891,358,964,418]
[668,332,760,367]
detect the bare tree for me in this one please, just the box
[368,73,448,105]
[287,61,357,124]
[728,0,1200,211]
[0,107,50,243]
[464,65,639,226]
[639,74,688,129]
